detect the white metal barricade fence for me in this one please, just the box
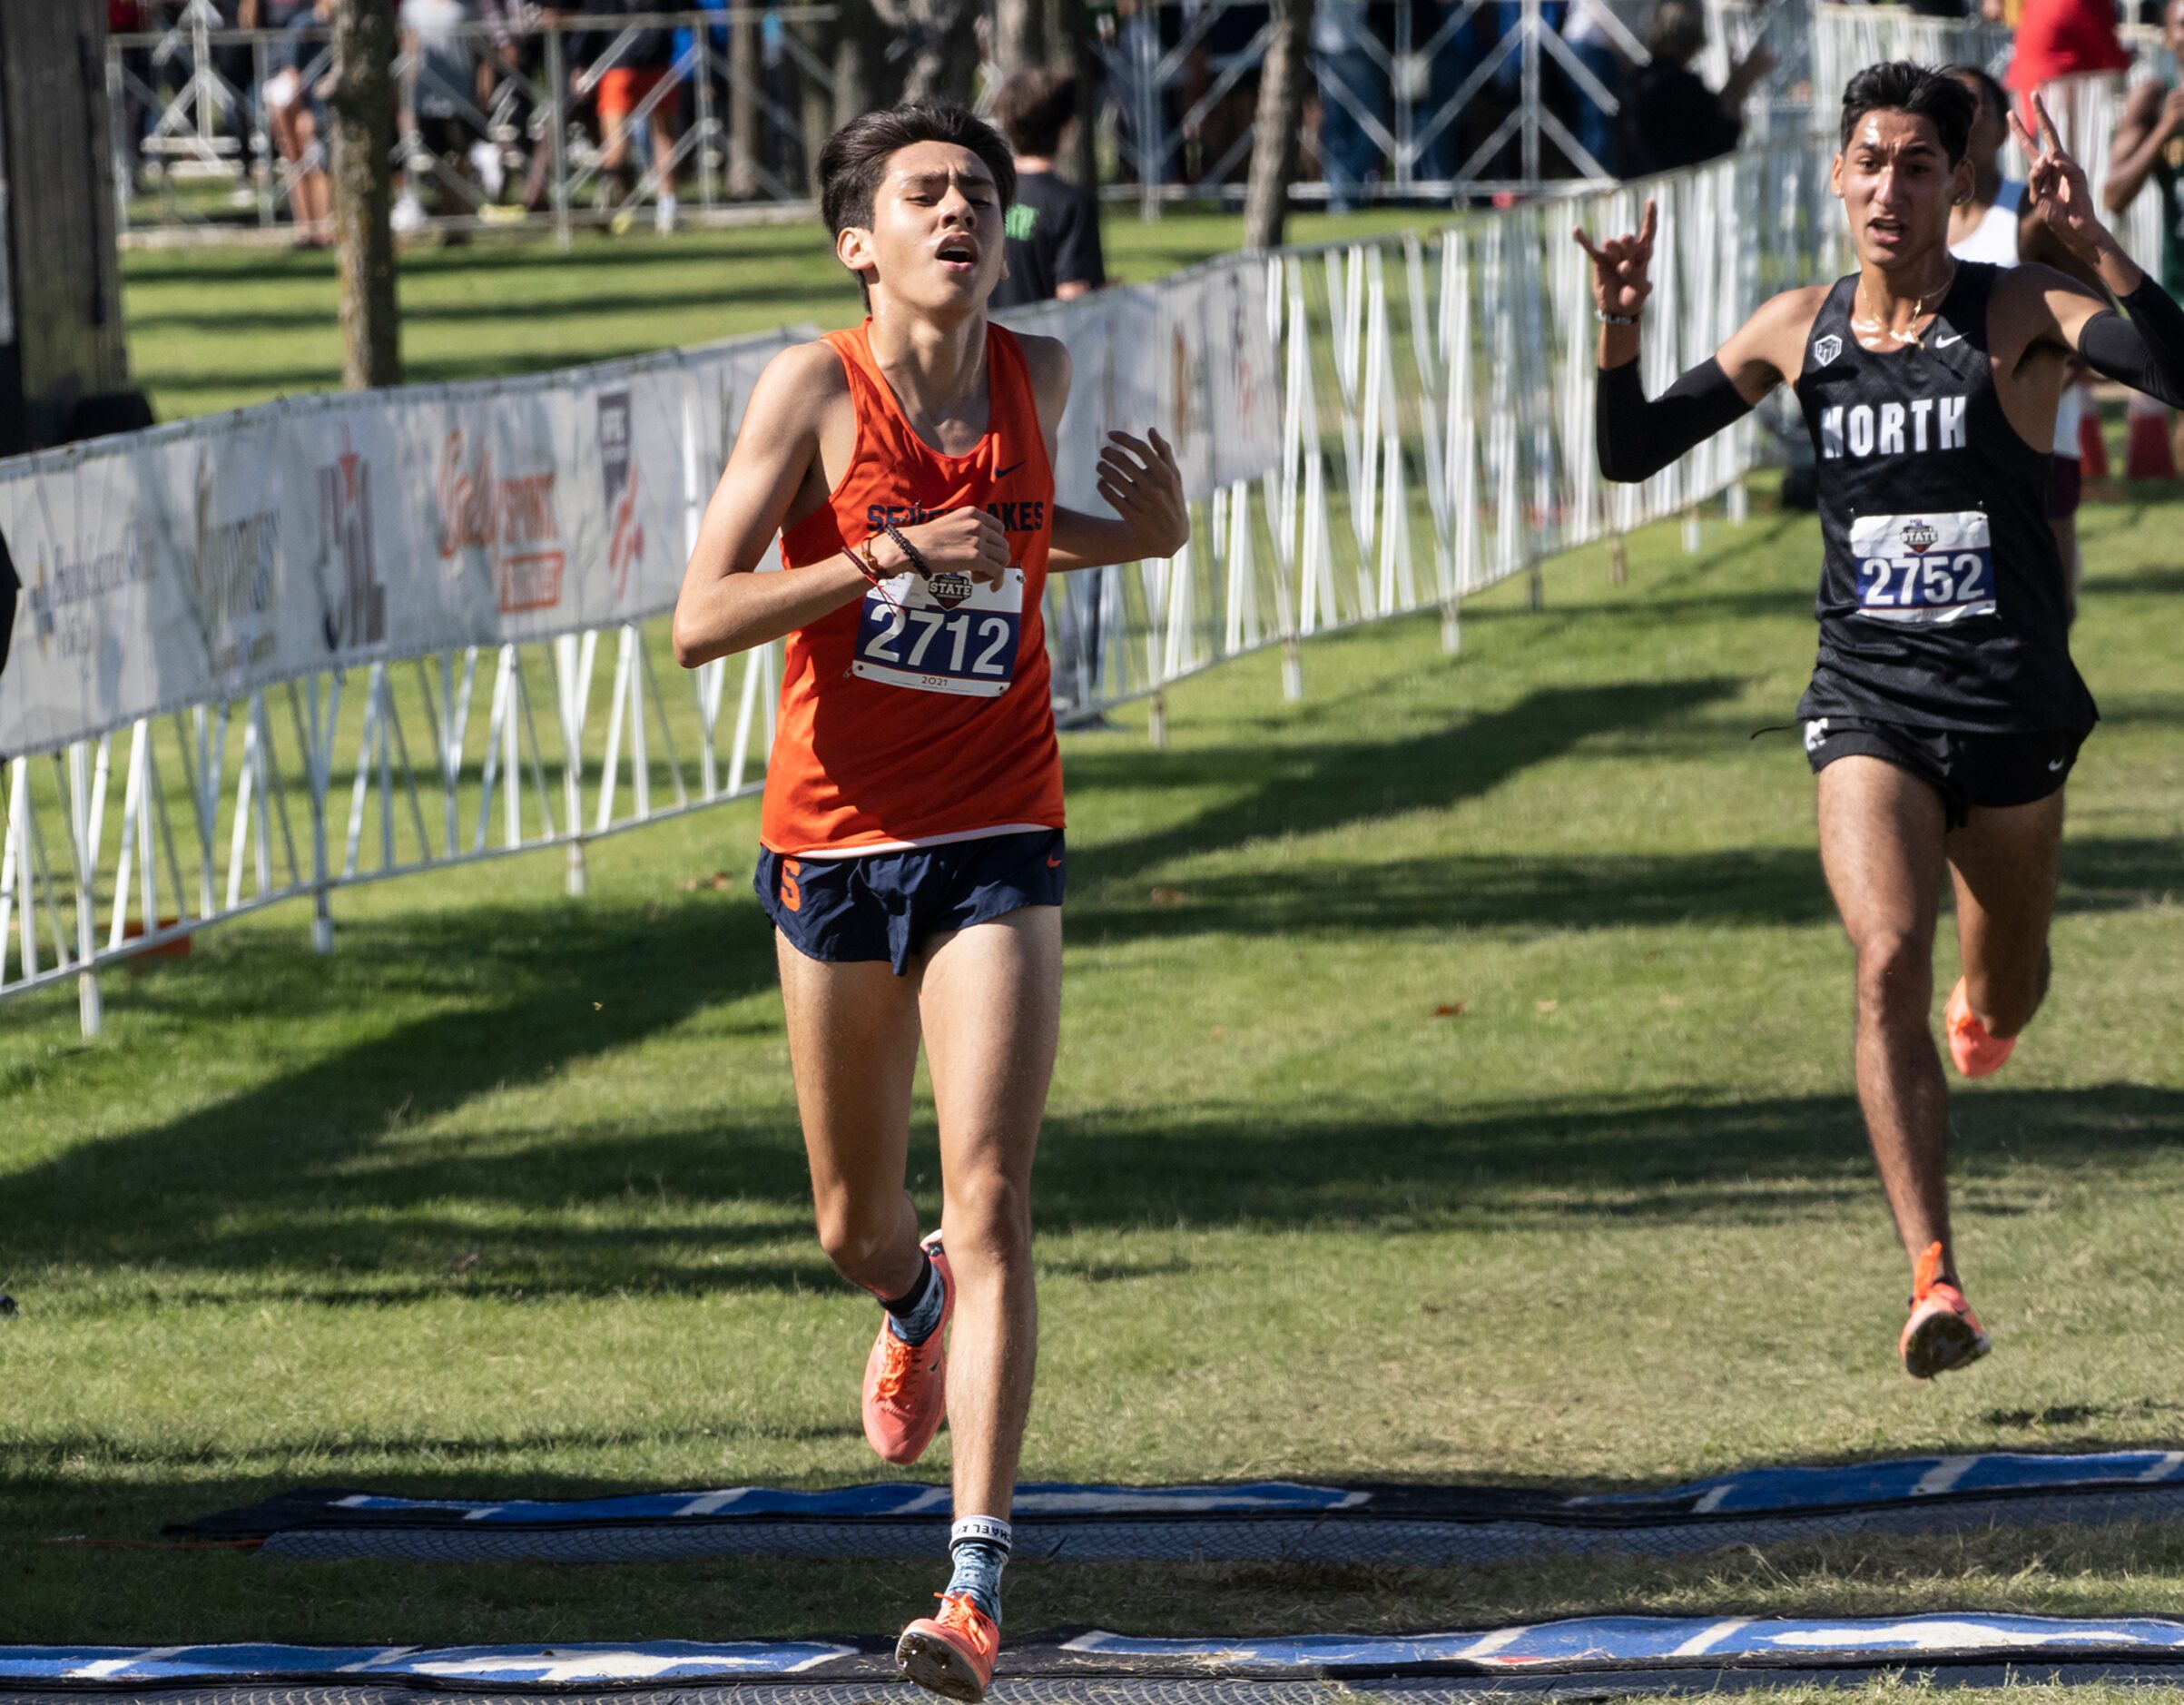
[2,140,1834,1036]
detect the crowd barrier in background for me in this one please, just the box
[6,140,1834,1032]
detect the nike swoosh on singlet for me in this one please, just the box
[1935,333,1964,347]
[996,459,1026,478]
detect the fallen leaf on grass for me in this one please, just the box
[1431,1002,1467,1018]
[1148,885,1187,905]
[1535,999,1559,1014]
[1659,993,1685,1009]
[678,871,737,892]
[449,1251,480,1275]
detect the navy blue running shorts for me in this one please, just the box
[755,828,1065,976]
[1803,717,2084,829]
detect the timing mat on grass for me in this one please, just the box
[175,1449,2184,1563]
[12,1615,2184,1699]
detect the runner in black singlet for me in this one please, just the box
[1575,63,2184,1378]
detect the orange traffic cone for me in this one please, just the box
[2077,397,2110,478]
[2124,390,2175,479]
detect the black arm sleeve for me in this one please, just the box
[1595,357,1754,484]
[2078,275,2184,409]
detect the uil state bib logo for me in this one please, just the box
[1899,519,1939,553]
[1813,334,1843,368]
[926,570,976,610]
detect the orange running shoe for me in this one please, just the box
[897,1592,999,1702]
[1899,1241,1992,1379]
[1945,978,2014,1079]
[861,1233,953,1465]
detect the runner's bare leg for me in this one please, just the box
[1948,789,2066,1039]
[776,935,928,1302]
[918,906,1061,1522]
[1817,756,1953,1273]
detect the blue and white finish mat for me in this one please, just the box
[8,1614,2184,1697]
[172,1449,2184,1564]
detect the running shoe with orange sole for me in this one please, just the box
[861,1232,954,1465]
[1900,1240,1992,1378]
[1945,977,2015,1079]
[897,1592,999,1702]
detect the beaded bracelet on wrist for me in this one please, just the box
[880,518,931,580]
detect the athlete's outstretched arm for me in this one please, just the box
[2012,95,2184,407]
[672,343,1008,667]
[1018,333,1192,571]
[1573,199,1804,484]
[1050,430,1189,570]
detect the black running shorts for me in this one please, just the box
[1803,716,2084,828]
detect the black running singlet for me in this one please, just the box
[1793,263,2097,734]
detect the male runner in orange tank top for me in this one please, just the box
[673,103,1187,1701]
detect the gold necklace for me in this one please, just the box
[1849,263,1956,348]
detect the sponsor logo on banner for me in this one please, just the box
[191,502,280,673]
[29,527,152,661]
[1169,323,1206,451]
[437,428,566,615]
[598,390,644,599]
[320,444,387,648]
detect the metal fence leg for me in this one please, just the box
[1727,480,1749,526]
[1147,689,1168,747]
[1441,598,1461,653]
[1282,636,1304,702]
[1683,506,1702,554]
[65,744,104,1039]
[546,26,572,250]
[1608,534,1628,587]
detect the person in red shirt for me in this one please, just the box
[674,103,1185,1702]
[2004,0,2131,123]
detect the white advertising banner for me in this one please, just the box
[2,268,1294,762]
[995,254,1279,509]
[0,330,808,758]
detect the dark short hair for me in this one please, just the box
[1944,62,2010,126]
[993,66,1078,157]
[818,103,1018,240]
[1646,0,1706,66]
[1839,62,1976,166]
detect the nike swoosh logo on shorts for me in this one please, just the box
[1047,854,1062,867]
[2048,757,2066,771]
[1935,333,1964,347]
[996,459,1026,478]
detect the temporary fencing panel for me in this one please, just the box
[1,140,1836,1032]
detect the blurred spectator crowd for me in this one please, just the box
[109,0,812,241]
[107,0,2176,235]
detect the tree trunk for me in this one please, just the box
[1243,0,1313,251]
[879,0,977,106]
[326,0,399,388]
[1063,0,1100,191]
[728,8,761,198]
[994,0,1044,84]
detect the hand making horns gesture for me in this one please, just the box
[1572,197,1658,320]
[2011,94,2104,257]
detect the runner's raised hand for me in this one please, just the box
[1096,429,1189,560]
[1573,198,1658,320]
[2012,94,2107,261]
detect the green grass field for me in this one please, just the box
[5,217,2179,1697]
[120,209,1427,420]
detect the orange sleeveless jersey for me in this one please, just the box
[761,320,1064,856]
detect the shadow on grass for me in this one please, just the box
[1069,678,1747,890]
[10,1071,2182,1298]
[1067,834,2184,941]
